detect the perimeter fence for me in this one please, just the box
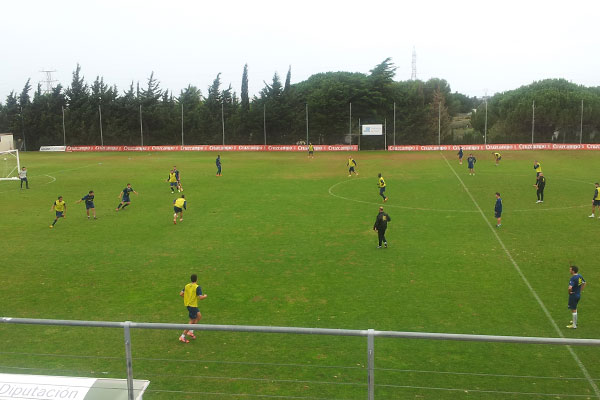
[2,318,600,400]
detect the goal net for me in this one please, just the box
[0,150,21,181]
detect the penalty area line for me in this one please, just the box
[441,152,600,399]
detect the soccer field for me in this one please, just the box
[1,150,599,399]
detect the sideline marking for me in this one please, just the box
[441,152,600,399]
[328,177,588,213]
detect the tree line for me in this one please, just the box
[0,59,599,150]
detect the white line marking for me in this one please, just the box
[328,177,589,213]
[376,383,591,398]
[328,178,478,213]
[441,152,600,399]
[43,174,56,185]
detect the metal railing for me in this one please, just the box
[2,317,600,400]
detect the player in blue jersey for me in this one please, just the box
[494,192,502,228]
[116,183,138,211]
[216,155,222,176]
[457,147,464,164]
[76,190,96,219]
[467,153,476,175]
[566,265,586,329]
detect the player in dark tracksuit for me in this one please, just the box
[216,155,222,176]
[373,206,391,248]
[535,173,546,203]
[494,192,502,228]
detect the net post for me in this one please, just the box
[367,328,375,400]
[123,321,135,400]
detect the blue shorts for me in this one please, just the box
[349,167,355,172]
[568,294,580,310]
[20,178,28,182]
[86,202,95,209]
[468,164,474,169]
[495,212,501,218]
[55,211,64,218]
[122,197,130,203]
[174,206,182,213]
[170,182,177,187]
[594,200,600,206]
[187,306,199,319]
[379,187,386,195]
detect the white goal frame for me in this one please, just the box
[0,149,21,181]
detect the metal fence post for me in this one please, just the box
[367,329,375,400]
[123,321,135,400]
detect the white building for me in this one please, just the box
[0,133,15,151]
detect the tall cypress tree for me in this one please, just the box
[284,66,291,93]
[241,64,249,113]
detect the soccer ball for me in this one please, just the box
[2,158,6,161]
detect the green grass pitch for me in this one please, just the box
[0,150,599,399]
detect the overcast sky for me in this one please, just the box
[2,0,599,103]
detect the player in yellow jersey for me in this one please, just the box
[179,274,207,343]
[533,160,542,181]
[167,169,178,193]
[492,152,502,166]
[347,156,358,177]
[308,143,314,158]
[50,196,66,228]
[173,165,183,192]
[589,182,600,218]
[173,195,187,224]
[377,173,388,202]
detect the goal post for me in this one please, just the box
[0,149,21,181]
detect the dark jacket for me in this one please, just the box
[374,212,391,230]
[536,175,546,189]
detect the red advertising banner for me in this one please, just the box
[388,143,600,151]
[65,145,358,152]
[62,143,600,152]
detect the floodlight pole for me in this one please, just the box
[181,102,184,146]
[349,102,352,145]
[393,102,396,147]
[358,117,361,151]
[438,102,441,146]
[580,99,584,144]
[384,118,387,150]
[221,102,225,145]
[305,103,309,145]
[98,102,104,146]
[531,100,535,144]
[263,103,267,145]
[20,107,26,151]
[139,105,143,147]
[484,99,488,145]
[62,106,66,146]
